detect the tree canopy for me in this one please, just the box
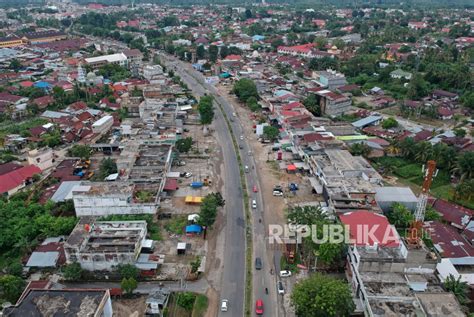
[198,96,214,125]
[291,273,355,317]
[198,192,224,228]
[232,78,259,103]
[263,126,279,141]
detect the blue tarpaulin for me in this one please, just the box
[186,224,202,234]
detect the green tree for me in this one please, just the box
[63,262,83,281]
[196,45,205,59]
[245,96,260,112]
[121,277,138,295]
[68,145,92,159]
[176,292,196,310]
[208,45,218,62]
[302,94,321,116]
[232,79,258,103]
[388,203,414,229]
[453,128,466,138]
[318,240,345,266]
[381,117,398,129]
[407,73,429,100]
[6,262,23,277]
[460,92,474,110]
[0,275,25,303]
[287,205,328,226]
[424,207,441,221]
[190,256,201,274]
[219,46,229,59]
[197,96,214,125]
[118,264,139,279]
[444,274,468,305]
[98,157,117,179]
[455,152,474,181]
[349,143,371,157]
[176,137,193,153]
[9,59,22,71]
[263,126,279,141]
[291,273,355,317]
[197,193,223,228]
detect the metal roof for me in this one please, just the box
[26,251,59,267]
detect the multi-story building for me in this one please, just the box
[27,148,54,171]
[316,90,352,117]
[64,218,147,271]
[312,70,348,90]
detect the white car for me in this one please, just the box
[273,190,283,196]
[280,270,292,278]
[184,172,192,178]
[252,200,257,209]
[221,299,228,312]
[240,135,244,140]
[277,281,285,295]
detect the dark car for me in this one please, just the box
[255,257,262,270]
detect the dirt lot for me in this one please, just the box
[112,296,146,317]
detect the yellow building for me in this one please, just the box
[0,36,24,48]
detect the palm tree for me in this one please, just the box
[444,274,468,304]
[415,141,433,163]
[455,152,474,181]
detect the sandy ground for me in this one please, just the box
[112,296,146,317]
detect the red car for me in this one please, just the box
[253,185,258,193]
[255,299,264,315]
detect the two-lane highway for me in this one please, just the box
[160,54,247,316]
[159,53,282,316]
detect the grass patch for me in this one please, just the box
[395,164,422,179]
[165,216,188,235]
[192,294,208,317]
[149,224,162,241]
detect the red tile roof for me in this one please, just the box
[340,210,400,247]
[0,165,41,194]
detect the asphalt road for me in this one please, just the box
[160,54,247,316]
[160,54,282,316]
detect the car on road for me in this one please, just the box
[255,299,264,315]
[232,112,237,117]
[253,185,258,192]
[277,281,285,295]
[245,165,249,173]
[239,144,243,149]
[252,200,257,209]
[273,190,283,196]
[239,135,244,140]
[255,257,262,270]
[221,299,228,312]
[280,270,292,278]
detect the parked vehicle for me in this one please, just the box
[255,257,262,270]
[190,182,203,188]
[280,270,292,278]
[289,183,299,191]
[277,281,285,295]
[273,190,283,196]
[221,299,228,312]
[180,172,193,178]
[255,299,264,315]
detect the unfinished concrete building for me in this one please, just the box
[3,288,113,317]
[307,149,383,213]
[72,182,160,216]
[340,211,464,317]
[64,218,147,271]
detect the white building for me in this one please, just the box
[85,53,128,69]
[27,148,54,171]
[72,182,158,216]
[143,65,164,81]
[92,115,114,134]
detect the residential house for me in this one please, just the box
[0,164,41,196]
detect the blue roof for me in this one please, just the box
[274,90,291,97]
[252,35,265,41]
[352,115,383,129]
[34,81,52,89]
[186,224,202,233]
